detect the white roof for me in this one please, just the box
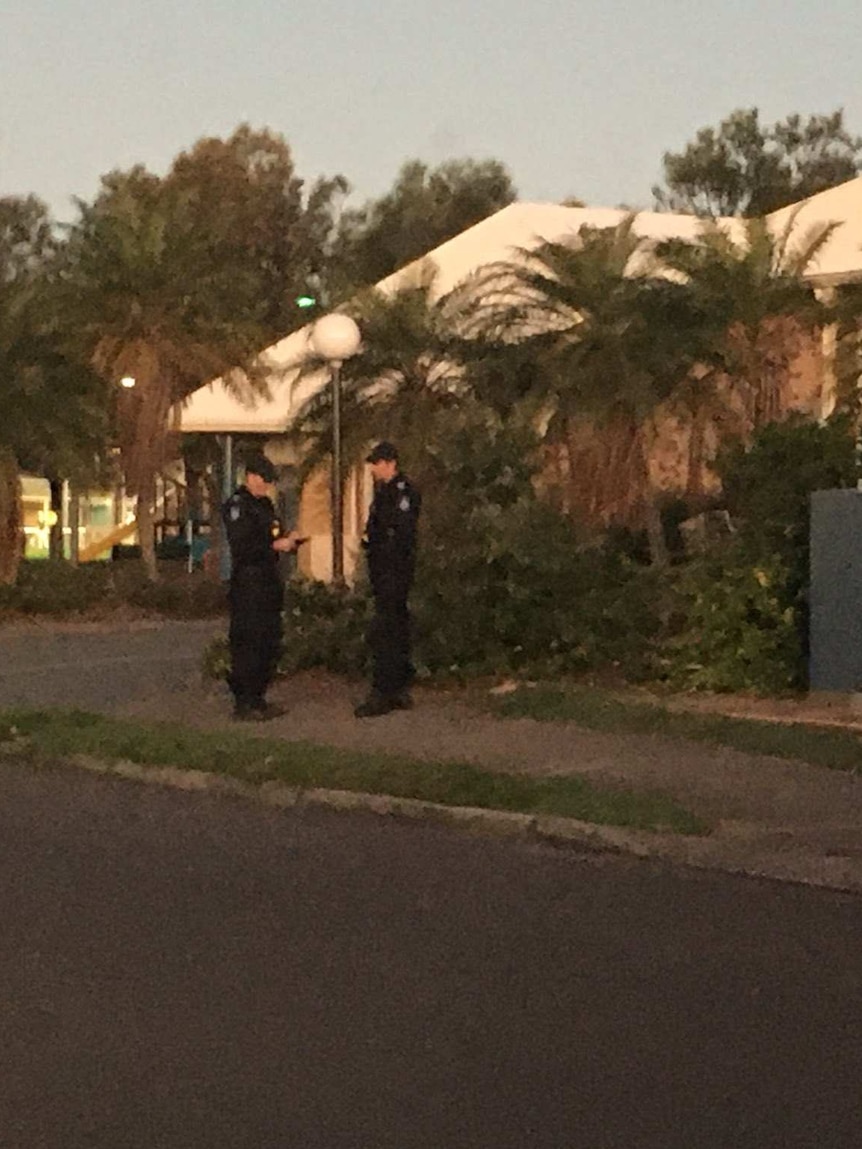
[766,175,862,284]
[178,181,862,434]
[178,325,326,434]
[374,203,746,299]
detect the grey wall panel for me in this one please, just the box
[810,489,862,691]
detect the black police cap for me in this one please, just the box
[244,453,277,483]
[366,441,398,464]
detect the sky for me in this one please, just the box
[2,0,861,223]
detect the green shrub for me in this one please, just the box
[202,635,231,681]
[414,501,666,679]
[663,545,803,694]
[0,561,112,615]
[0,558,228,621]
[402,419,669,680]
[203,579,371,682]
[718,415,858,561]
[203,530,667,686]
[116,566,227,618]
[716,414,857,626]
[278,579,372,677]
[675,414,861,692]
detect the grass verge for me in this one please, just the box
[484,685,862,774]
[0,708,706,836]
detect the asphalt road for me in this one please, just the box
[1,761,861,1149]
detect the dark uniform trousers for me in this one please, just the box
[227,569,283,709]
[222,485,284,712]
[370,588,413,699]
[364,471,420,701]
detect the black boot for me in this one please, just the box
[253,701,286,721]
[233,703,266,722]
[354,692,396,718]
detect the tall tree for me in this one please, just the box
[476,218,704,562]
[289,269,477,485]
[62,126,345,578]
[0,196,108,582]
[658,212,836,438]
[830,282,862,422]
[653,108,862,218]
[168,124,348,337]
[288,270,547,605]
[329,158,516,297]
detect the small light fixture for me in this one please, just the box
[120,376,136,389]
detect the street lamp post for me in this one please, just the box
[309,314,362,585]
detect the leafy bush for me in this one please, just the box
[0,559,228,620]
[278,579,372,677]
[0,561,111,615]
[114,565,227,618]
[204,541,665,686]
[404,417,667,679]
[717,414,857,589]
[203,579,371,682]
[414,500,666,679]
[663,545,803,693]
[663,415,856,693]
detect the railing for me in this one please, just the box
[77,471,203,563]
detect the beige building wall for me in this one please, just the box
[290,461,370,585]
[645,329,833,507]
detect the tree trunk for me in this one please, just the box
[68,489,80,565]
[644,496,669,567]
[636,428,669,568]
[48,478,64,561]
[183,462,204,525]
[564,416,602,523]
[137,471,158,581]
[0,448,22,585]
[202,466,223,578]
[685,408,708,501]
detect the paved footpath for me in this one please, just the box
[3,619,862,891]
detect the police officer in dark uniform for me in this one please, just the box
[222,453,302,721]
[355,442,421,718]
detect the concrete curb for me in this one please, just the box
[36,751,861,895]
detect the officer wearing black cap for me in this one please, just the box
[355,441,421,718]
[222,453,303,720]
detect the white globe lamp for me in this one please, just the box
[310,313,362,363]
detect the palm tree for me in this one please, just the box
[658,212,837,438]
[0,195,109,582]
[0,293,108,582]
[473,216,704,563]
[61,170,268,579]
[288,267,484,487]
[814,281,862,496]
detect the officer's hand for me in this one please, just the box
[273,530,303,553]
